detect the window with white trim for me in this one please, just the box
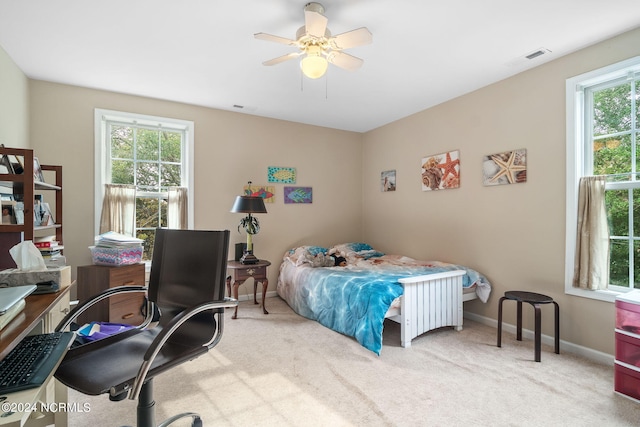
[566,56,640,301]
[95,109,194,261]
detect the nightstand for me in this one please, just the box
[226,259,271,319]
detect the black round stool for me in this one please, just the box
[497,291,559,362]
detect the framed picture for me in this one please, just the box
[34,195,54,225]
[0,154,13,174]
[13,202,24,225]
[40,202,55,226]
[243,184,275,203]
[482,148,527,186]
[8,155,23,174]
[1,202,16,224]
[0,144,10,174]
[421,150,460,191]
[33,157,45,182]
[268,166,296,184]
[381,170,396,192]
[284,186,312,204]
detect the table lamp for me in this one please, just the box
[230,194,267,264]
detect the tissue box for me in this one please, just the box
[90,246,143,266]
[0,265,71,287]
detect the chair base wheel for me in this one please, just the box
[158,412,202,427]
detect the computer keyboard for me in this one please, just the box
[0,331,75,395]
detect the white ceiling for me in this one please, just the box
[1,0,639,133]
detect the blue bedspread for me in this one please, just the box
[277,248,491,355]
[293,268,404,355]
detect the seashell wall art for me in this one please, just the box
[421,150,460,191]
[482,149,527,186]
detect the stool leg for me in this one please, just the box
[553,301,560,354]
[497,296,506,348]
[533,303,541,362]
[516,301,523,341]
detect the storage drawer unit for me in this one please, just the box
[615,290,640,403]
[615,362,640,401]
[616,297,640,335]
[616,330,640,368]
[76,263,146,326]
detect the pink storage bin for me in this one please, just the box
[616,290,640,334]
[615,331,640,368]
[615,362,640,402]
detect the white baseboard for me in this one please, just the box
[463,312,614,366]
[234,290,278,302]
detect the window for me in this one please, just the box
[95,109,194,261]
[566,56,640,301]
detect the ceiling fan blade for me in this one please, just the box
[326,51,364,71]
[254,32,298,46]
[262,52,302,66]
[328,27,373,50]
[304,10,328,38]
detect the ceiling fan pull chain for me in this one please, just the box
[325,73,328,99]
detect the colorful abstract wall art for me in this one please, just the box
[284,186,312,204]
[482,148,527,186]
[243,184,275,203]
[381,170,396,192]
[421,150,460,191]
[268,166,296,183]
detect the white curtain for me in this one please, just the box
[573,176,610,290]
[99,184,136,236]
[167,186,188,229]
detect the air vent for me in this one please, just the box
[506,47,552,67]
[524,47,551,60]
[231,104,257,112]
[526,49,547,60]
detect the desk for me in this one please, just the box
[0,282,73,427]
[226,260,271,319]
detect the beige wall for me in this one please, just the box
[4,26,640,356]
[28,81,363,295]
[362,27,640,355]
[0,45,29,148]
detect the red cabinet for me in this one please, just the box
[615,290,640,402]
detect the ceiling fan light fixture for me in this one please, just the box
[300,46,328,79]
[255,2,372,79]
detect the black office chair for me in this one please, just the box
[55,229,237,427]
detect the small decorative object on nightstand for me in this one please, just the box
[230,182,268,265]
[226,259,271,319]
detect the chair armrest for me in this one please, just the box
[129,297,238,400]
[55,285,151,332]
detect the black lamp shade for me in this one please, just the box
[230,196,267,214]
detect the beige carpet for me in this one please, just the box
[67,297,639,427]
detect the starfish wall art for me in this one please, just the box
[421,150,460,191]
[482,148,527,186]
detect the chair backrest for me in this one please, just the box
[147,228,230,345]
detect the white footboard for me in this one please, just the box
[389,270,465,348]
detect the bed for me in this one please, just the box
[277,243,491,355]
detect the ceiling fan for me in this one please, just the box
[254,2,372,79]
